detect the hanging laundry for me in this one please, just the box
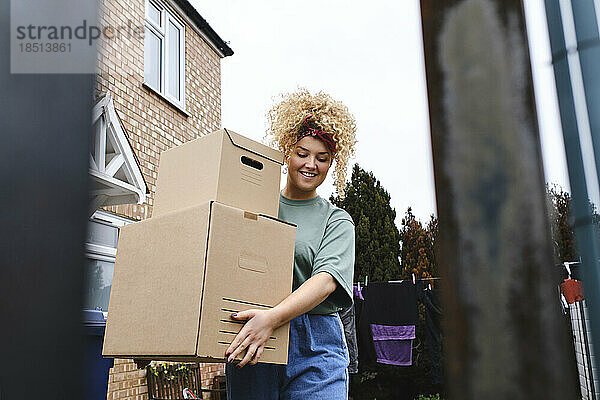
[418,282,443,387]
[353,286,371,368]
[339,304,359,374]
[353,284,364,300]
[560,279,584,304]
[370,324,415,365]
[358,281,418,366]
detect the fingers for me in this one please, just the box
[223,308,271,367]
[237,343,257,368]
[225,333,245,361]
[225,323,246,357]
[231,310,252,321]
[249,345,264,365]
[227,333,253,362]
[225,310,256,357]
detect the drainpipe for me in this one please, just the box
[544,0,600,383]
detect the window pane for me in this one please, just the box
[144,27,161,90]
[83,258,114,312]
[86,220,118,248]
[148,1,161,26]
[167,21,180,100]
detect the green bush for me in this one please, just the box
[415,394,442,400]
[148,362,193,385]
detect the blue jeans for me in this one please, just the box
[226,313,349,399]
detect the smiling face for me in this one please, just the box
[282,136,332,200]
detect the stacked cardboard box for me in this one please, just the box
[103,129,296,364]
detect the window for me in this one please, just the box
[84,211,132,315]
[144,0,185,108]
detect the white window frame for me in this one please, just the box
[85,210,134,317]
[144,0,186,109]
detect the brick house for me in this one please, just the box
[87,0,233,398]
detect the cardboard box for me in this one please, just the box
[102,201,296,364]
[153,129,284,218]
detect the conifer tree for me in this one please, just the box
[547,185,578,263]
[399,208,438,280]
[426,214,439,278]
[546,185,600,264]
[330,164,402,281]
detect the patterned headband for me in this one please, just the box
[296,114,337,155]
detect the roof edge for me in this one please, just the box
[170,0,233,57]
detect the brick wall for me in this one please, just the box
[95,0,226,398]
[96,0,222,220]
[107,359,149,399]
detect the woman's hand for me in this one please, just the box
[224,272,337,368]
[225,308,278,368]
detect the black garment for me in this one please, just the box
[354,292,373,367]
[339,304,359,374]
[422,288,443,385]
[357,281,418,366]
[363,281,418,325]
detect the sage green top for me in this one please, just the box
[278,193,355,315]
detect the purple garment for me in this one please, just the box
[371,324,415,340]
[353,285,364,300]
[370,324,415,366]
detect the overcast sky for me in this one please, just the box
[191,0,569,223]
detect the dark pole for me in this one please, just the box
[0,2,93,399]
[420,1,578,398]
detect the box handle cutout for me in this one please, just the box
[238,255,267,273]
[243,211,258,220]
[241,156,263,170]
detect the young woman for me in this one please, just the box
[225,89,357,399]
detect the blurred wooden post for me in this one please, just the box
[419,1,578,398]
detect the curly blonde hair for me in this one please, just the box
[265,88,357,196]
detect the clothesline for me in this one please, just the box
[388,277,442,283]
[353,276,442,285]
